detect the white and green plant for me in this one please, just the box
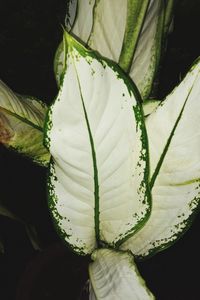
[1,0,200,299]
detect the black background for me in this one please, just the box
[0,1,200,299]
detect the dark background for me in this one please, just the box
[0,0,200,299]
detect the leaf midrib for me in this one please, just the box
[149,85,195,190]
[72,56,100,245]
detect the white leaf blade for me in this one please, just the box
[57,1,168,101]
[45,33,150,254]
[88,0,127,62]
[72,0,95,43]
[89,282,97,300]
[121,58,200,258]
[55,0,95,86]
[129,0,165,100]
[89,249,155,300]
[0,80,50,166]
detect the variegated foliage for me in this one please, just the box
[55,0,175,100]
[0,80,50,166]
[46,32,200,298]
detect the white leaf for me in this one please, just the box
[121,58,200,258]
[85,0,165,100]
[129,0,165,100]
[72,0,95,43]
[45,33,150,255]
[89,249,155,299]
[57,1,166,100]
[89,281,97,300]
[0,80,50,166]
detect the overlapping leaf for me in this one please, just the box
[45,33,150,255]
[56,0,168,100]
[0,80,50,166]
[72,0,95,44]
[89,249,155,299]
[65,0,78,31]
[129,0,165,99]
[121,58,200,258]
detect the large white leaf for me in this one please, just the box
[129,0,165,100]
[0,80,50,166]
[89,249,155,299]
[121,58,200,258]
[45,33,150,255]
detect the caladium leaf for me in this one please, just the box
[121,58,200,258]
[89,249,155,299]
[0,80,50,167]
[45,33,150,255]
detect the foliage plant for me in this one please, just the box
[1,0,200,299]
